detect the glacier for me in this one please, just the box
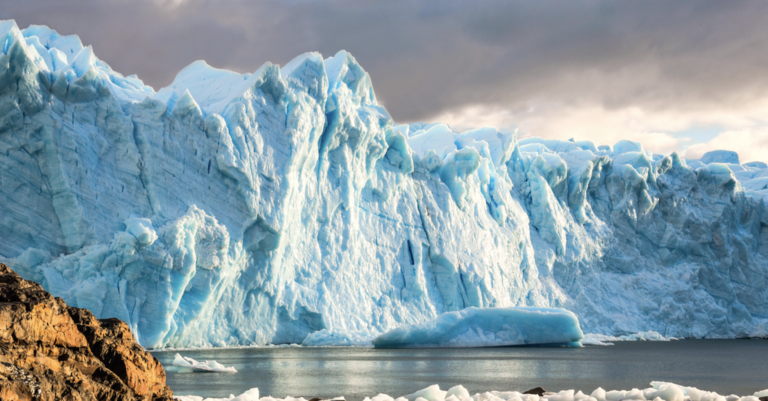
[371,307,583,348]
[1,20,768,349]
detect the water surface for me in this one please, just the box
[153,340,768,400]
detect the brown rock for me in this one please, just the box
[0,263,173,400]
[523,387,546,396]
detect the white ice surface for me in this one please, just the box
[372,307,583,348]
[172,353,237,373]
[174,388,258,401]
[582,331,676,346]
[172,383,768,401]
[2,20,768,349]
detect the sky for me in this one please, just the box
[4,0,768,163]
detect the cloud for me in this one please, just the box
[684,128,768,164]
[432,103,690,155]
[4,0,768,161]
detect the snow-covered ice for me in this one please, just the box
[372,307,583,348]
[171,353,237,373]
[2,20,768,349]
[172,384,768,401]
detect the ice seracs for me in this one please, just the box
[372,307,583,348]
[1,20,768,349]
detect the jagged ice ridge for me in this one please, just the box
[1,20,768,348]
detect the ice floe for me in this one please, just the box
[171,353,237,373]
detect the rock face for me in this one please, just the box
[0,263,172,401]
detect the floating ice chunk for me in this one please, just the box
[592,388,607,401]
[404,385,448,401]
[648,383,685,401]
[367,395,396,401]
[700,150,739,165]
[172,353,237,373]
[446,386,470,399]
[124,217,157,247]
[372,307,583,348]
[174,388,259,401]
[171,382,766,401]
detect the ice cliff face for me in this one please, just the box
[1,20,767,348]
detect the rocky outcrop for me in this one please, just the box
[0,263,173,401]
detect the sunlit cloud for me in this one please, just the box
[683,127,768,164]
[428,98,768,161]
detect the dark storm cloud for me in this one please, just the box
[4,0,768,123]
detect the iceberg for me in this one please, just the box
[372,307,583,348]
[172,353,237,373]
[1,20,768,349]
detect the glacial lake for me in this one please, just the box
[153,340,768,400]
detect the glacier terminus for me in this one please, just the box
[1,20,767,349]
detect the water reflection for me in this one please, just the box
[153,340,768,400]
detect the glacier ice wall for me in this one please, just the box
[1,20,767,348]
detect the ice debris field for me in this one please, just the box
[174,383,768,401]
[1,20,768,349]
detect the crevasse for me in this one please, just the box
[1,20,767,348]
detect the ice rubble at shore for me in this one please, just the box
[2,20,768,349]
[170,353,237,373]
[371,307,583,348]
[174,383,768,401]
